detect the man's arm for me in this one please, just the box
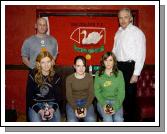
[22,57,31,68]
[131,30,146,83]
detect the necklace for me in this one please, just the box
[42,75,52,88]
[74,73,86,79]
[42,75,48,83]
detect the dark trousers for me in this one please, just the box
[117,61,138,122]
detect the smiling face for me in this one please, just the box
[104,55,114,70]
[118,10,132,29]
[74,59,86,76]
[40,56,52,75]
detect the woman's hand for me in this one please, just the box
[47,108,55,120]
[38,108,55,121]
[38,109,47,121]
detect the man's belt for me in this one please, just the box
[117,60,135,64]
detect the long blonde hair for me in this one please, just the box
[35,51,55,86]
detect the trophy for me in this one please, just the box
[105,104,113,114]
[76,99,86,117]
[76,107,85,115]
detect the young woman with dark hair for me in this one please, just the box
[94,52,125,122]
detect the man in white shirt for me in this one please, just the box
[112,8,146,121]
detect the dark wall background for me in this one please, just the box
[5,5,155,113]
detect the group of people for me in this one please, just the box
[21,8,146,122]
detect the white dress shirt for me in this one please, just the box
[112,23,146,76]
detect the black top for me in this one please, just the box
[27,70,62,113]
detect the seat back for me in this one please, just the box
[137,66,155,98]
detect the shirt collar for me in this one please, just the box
[119,23,133,31]
[103,72,114,78]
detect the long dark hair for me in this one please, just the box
[99,52,118,77]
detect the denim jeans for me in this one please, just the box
[28,102,61,122]
[66,103,96,122]
[97,100,124,122]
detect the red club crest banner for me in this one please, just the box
[49,16,119,65]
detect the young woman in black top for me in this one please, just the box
[27,51,61,122]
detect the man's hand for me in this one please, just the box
[22,57,31,68]
[130,75,138,83]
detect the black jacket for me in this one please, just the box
[26,70,62,113]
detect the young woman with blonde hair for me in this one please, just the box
[27,51,61,122]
